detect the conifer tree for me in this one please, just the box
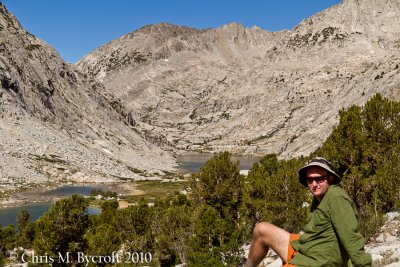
[188,152,248,265]
[33,195,90,265]
[152,196,193,267]
[247,155,308,232]
[188,205,228,267]
[189,152,247,224]
[16,209,35,248]
[0,224,17,264]
[85,224,121,266]
[115,199,154,253]
[317,93,400,236]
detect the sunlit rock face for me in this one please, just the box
[0,3,175,189]
[78,0,400,158]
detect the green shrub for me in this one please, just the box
[188,152,248,265]
[247,154,308,233]
[316,94,400,238]
[25,44,41,51]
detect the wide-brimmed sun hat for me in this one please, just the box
[298,157,341,187]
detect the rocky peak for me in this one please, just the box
[0,2,65,121]
[77,21,276,82]
[0,3,175,190]
[292,0,400,47]
[0,2,23,33]
[136,22,203,36]
[77,0,400,158]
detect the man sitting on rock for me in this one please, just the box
[242,157,372,267]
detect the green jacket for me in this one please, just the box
[289,185,372,267]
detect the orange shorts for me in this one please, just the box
[282,233,300,267]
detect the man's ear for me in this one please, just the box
[328,175,334,185]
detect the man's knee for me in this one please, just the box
[253,221,274,239]
[253,222,289,247]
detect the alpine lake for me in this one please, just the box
[0,152,260,226]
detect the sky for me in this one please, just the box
[3,0,341,63]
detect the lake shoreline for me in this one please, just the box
[0,152,258,210]
[0,181,144,209]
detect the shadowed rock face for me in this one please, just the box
[0,3,175,189]
[78,0,400,158]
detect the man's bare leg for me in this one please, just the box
[244,222,290,267]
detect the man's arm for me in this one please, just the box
[329,196,372,267]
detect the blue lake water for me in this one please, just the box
[0,185,105,227]
[40,185,107,197]
[0,202,100,227]
[176,152,260,173]
[0,152,259,227]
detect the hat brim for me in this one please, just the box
[299,162,341,187]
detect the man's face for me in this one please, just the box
[306,166,330,201]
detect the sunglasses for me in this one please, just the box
[306,176,327,185]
